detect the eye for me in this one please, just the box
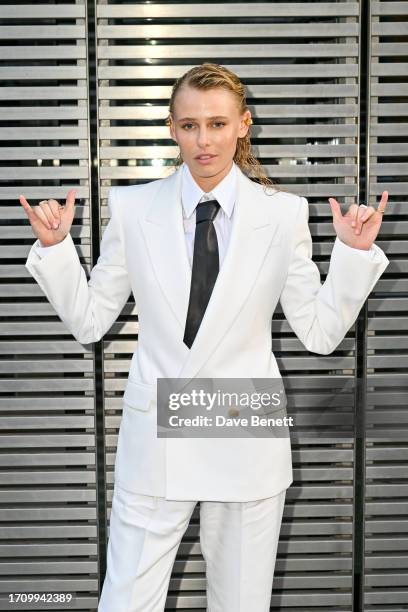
[180,122,226,130]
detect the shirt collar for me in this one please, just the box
[181,160,237,220]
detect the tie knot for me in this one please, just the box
[196,199,220,224]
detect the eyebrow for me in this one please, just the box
[177,116,229,122]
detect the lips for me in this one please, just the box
[195,154,216,159]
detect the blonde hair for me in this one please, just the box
[165,62,287,194]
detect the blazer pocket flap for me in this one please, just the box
[123,379,156,412]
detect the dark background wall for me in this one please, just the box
[1,1,407,610]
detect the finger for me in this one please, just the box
[354,205,368,234]
[19,195,36,220]
[345,203,359,227]
[19,195,49,233]
[47,199,61,227]
[328,197,342,219]
[65,188,77,212]
[34,204,53,230]
[360,205,376,222]
[377,190,388,213]
[38,201,54,229]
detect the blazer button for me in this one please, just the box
[228,407,240,417]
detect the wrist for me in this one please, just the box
[338,237,371,251]
[38,235,67,248]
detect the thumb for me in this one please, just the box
[328,197,341,220]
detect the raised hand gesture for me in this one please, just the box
[19,189,77,247]
[328,191,388,251]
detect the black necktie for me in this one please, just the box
[183,198,221,348]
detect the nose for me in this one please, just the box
[196,127,210,148]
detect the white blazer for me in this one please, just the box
[25,164,390,501]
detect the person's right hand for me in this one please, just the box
[19,188,77,247]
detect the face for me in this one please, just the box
[168,85,251,191]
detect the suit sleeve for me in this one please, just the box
[33,241,62,256]
[25,187,132,344]
[278,196,390,355]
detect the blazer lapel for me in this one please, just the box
[139,165,191,333]
[139,163,282,385]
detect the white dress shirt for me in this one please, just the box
[181,161,236,268]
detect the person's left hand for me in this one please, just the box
[328,191,388,251]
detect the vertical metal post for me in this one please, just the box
[353,0,371,609]
[85,0,108,595]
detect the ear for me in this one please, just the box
[238,110,252,138]
[168,115,178,143]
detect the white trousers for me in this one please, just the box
[98,482,286,612]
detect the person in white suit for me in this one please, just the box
[20,63,389,612]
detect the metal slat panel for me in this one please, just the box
[95,2,366,609]
[365,6,408,606]
[99,3,360,19]
[99,82,359,101]
[98,23,359,39]
[98,42,360,59]
[0,2,97,610]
